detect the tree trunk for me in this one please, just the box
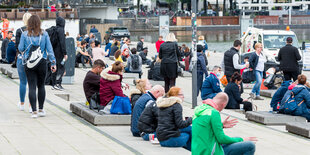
[136,0,140,19]
[203,0,207,13]
[216,0,219,16]
[223,0,226,15]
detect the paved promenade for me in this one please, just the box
[0,41,310,154]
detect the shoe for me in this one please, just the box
[38,109,46,117]
[57,84,64,91]
[254,96,264,100]
[52,85,60,90]
[249,93,255,99]
[31,112,38,118]
[133,79,137,85]
[29,106,33,113]
[18,103,25,111]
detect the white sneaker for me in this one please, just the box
[18,103,25,111]
[29,106,33,113]
[31,112,38,118]
[38,109,46,117]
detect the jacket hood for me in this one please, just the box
[282,80,292,87]
[197,52,203,57]
[292,84,306,95]
[56,17,65,28]
[100,67,121,81]
[156,96,182,108]
[130,88,143,96]
[193,104,213,120]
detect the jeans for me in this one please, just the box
[223,141,256,155]
[197,72,204,96]
[125,67,142,78]
[25,60,47,112]
[51,63,65,86]
[17,57,27,103]
[159,126,192,151]
[252,71,263,96]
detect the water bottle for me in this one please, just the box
[61,58,66,65]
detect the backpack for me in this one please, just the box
[46,26,58,47]
[110,96,132,114]
[279,91,304,114]
[131,55,140,70]
[25,35,43,69]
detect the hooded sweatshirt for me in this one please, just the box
[192,103,243,155]
[270,80,292,111]
[53,17,67,63]
[99,67,124,106]
[156,96,192,141]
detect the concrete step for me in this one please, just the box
[70,102,131,126]
[286,122,310,138]
[55,93,70,101]
[123,72,140,79]
[260,90,277,98]
[7,69,19,79]
[245,111,307,125]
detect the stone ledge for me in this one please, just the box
[245,111,307,125]
[286,122,310,138]
[123,72,140,79]
[7,70,19,79]
[55,93,70,101]
[260,90,276,98]
[70,102,131,126]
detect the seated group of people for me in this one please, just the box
[83,60,256,154]
[201,67,253,112]
[270,74,310,121]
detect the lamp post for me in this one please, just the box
[191,0,197,109]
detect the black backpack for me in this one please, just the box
[131,55,140,70]
[46,26,58,47]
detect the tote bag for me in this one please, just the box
[110,96,132,114]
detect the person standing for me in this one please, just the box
[155,35,164,53]
[249,43,266,100]
[159,33,180,93]
[51,16,67,90]
[18,15,57,118]
[1,17,10,39]
[1,31,13,62]
[16,12,32,112]
[277,37,301,81]
[90,25,99,33]
[196,45,208,96]
[222,40,249,82]
[192,93,257,155]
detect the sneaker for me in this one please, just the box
[57,84,64,91]
[38,109,46,117]
[52,85,60,90]
[29,106,33,113]
[31,112,38,118]
[18,103,25,111]
[255,96,264,100]
[249,93,255,99]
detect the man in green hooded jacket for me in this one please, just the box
[192,92,257,155]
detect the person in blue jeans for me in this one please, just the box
[156,87,192,151]
[15,12,32,112]
[249,43,266,100]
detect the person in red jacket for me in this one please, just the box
[99,61,126,106]
[155,36,164,53]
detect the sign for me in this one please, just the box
[303,43,310,71]
[159,15,169,40]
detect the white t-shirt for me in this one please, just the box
[255,52,266,72]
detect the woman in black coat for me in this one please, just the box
[224,72,253,111]
[159,33,180,93]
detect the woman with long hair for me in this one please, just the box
[130,79,152,108]
[159,33,180,92]
[18,15,56,118]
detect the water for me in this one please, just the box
[131,28,310,52]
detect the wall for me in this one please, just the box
[5,19,79,38]
[80,7,119,20]
[176,16,239,26]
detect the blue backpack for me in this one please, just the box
[110,96,132,114]
[279,91,304,114]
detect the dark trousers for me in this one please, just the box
[283,71,299,81]
[164,77,176,93]
[25,60,47,112]
[51,63,65,86]
[81,55,92,67]
[197,72,204,96]
[124,67,142,78]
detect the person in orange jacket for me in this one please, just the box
[1,18,10,39]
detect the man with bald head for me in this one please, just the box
[192,93,257,155]
[131,85,165,137]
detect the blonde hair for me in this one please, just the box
[254,43,262,50]
[23,13,32,26]
[198,35,204,40]
[165,33,177,42]
[135,79,148,94]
